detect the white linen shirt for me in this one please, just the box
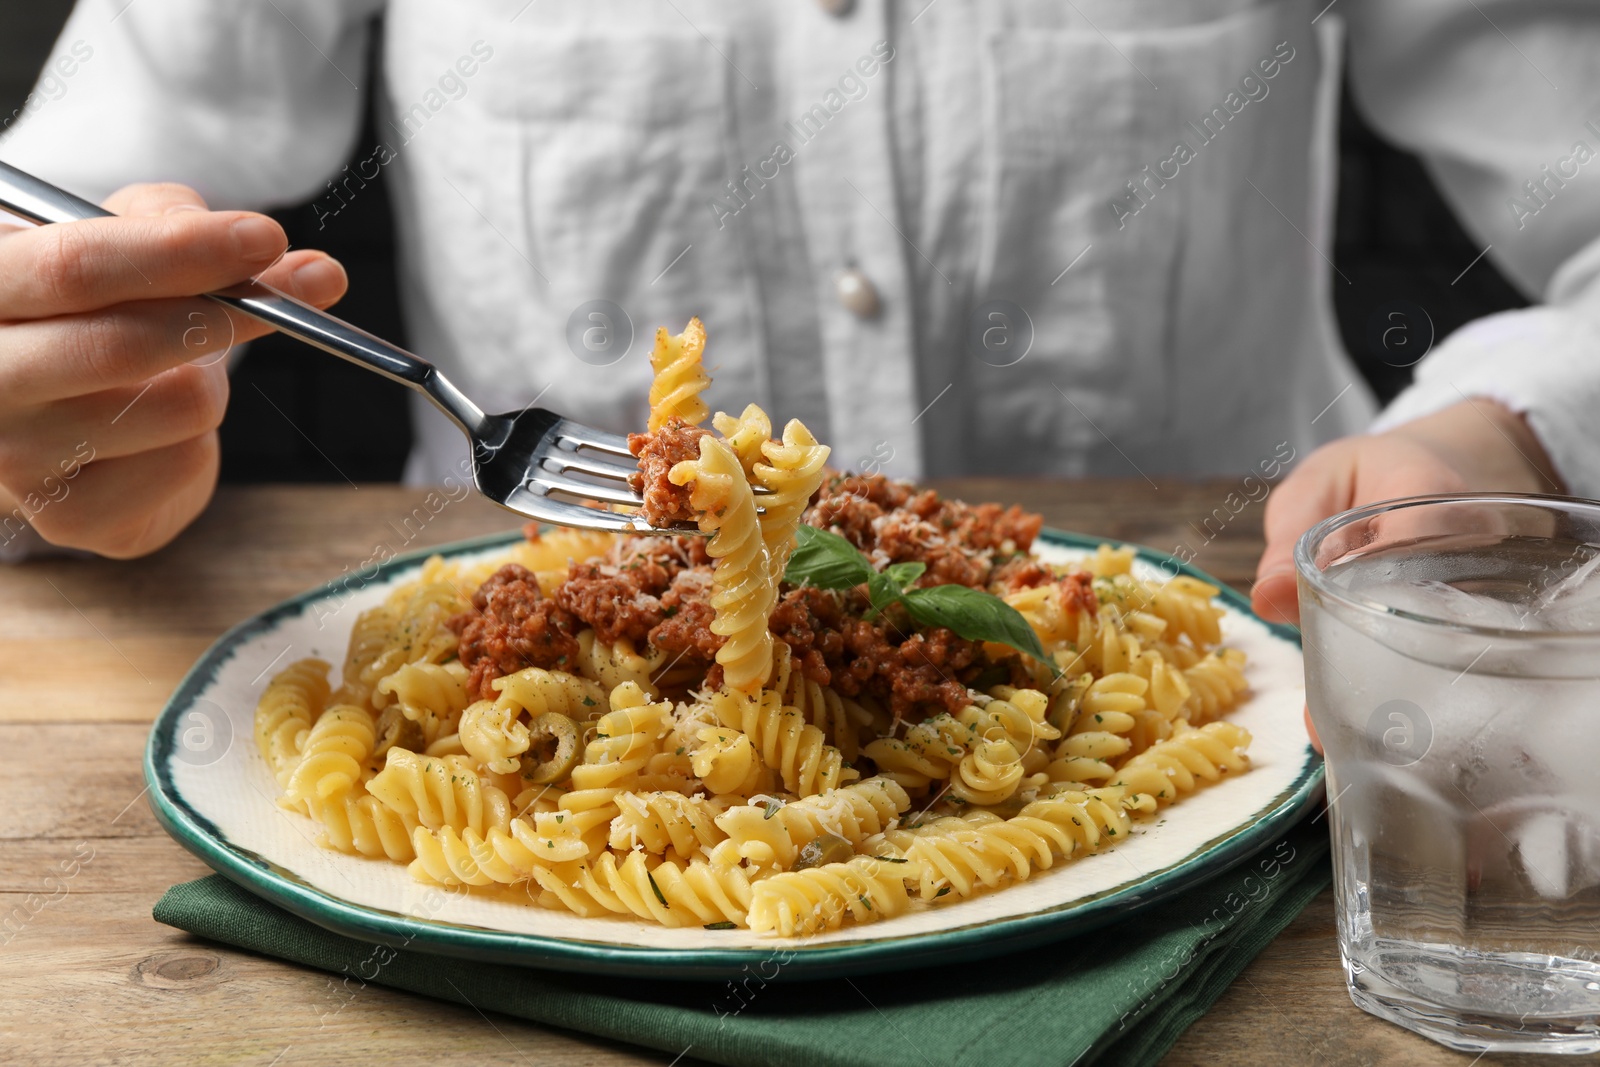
[5,0,1600,495]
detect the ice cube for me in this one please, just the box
[1514,810,1570,898]
[1358,577,1531,631]
[1529,551,1600,632]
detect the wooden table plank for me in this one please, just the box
[0,483,1548,1066]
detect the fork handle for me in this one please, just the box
[0,160,494,441]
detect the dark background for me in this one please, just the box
[1,4,1529,484]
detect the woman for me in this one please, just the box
[0,0,1590,631]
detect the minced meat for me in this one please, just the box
[452,476,1049,719]
[448,563,583,700]
[835,618,981,718]
[990,555,1053,592]
[647,567,722,664]
[628,416,708,528]
[806,473,1043,589]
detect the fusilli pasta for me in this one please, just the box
[746,856,915,936]
[531,851,757,928]
[255,658,329,786]
[375,660,470,746]
[366,749,512,835]
[1109,721,1251,807]
[608,790,728,857]
[646,317,710,432]
[569,682,673,791]
[751,419,831,582]
[716,777,910,869]
[704,688,850,798]
[670,435,776,694]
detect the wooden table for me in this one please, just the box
[0,483,1569,1066]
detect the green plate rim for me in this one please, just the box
[144,526,1319,980]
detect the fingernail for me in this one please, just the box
[232,216,284,264]
[291,257,347,295]
[165,203,206,215]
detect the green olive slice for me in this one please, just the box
[793,832,854,871]
[520,712,580,784]
[372,705,425,759]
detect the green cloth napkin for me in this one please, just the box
[154,817,1330,1067]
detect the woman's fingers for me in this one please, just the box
[1253,447,1351,624]
[1251,433,1478,623]
[3,361,226,472]
[1250,568,1302,627]
[101,182,211,218]
[0,202,289,320]
[0,249,347,403]
[1304,706,1323,756]
[23,431,220,559]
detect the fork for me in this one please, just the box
[0,160,702,535]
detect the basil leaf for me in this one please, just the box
[884,561,927,591]
[864,571,901,621]
[783,524,1056,673]
[901,583,1055,668]
[783,525,873,589]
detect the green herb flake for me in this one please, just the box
[647,871,668,907]
[704,921,736,930]
[935,886,951,898]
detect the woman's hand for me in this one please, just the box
[1253,397,1561,623]
[1252,396,1562,749]
[0,183,348,559]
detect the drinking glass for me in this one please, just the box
[1297,493,1600,1053]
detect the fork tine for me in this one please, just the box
[527,471,642,508]
[499,486,677,535]
[546,449,641,484]
[553,419,633,458]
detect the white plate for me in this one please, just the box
[146,528,1316,979]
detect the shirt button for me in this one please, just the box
[817,0,855,16]
[836,269,880,319]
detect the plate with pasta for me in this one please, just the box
[146,319,1316,979]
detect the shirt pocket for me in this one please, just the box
[966,1,1293,471]
[391,16,749,433]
